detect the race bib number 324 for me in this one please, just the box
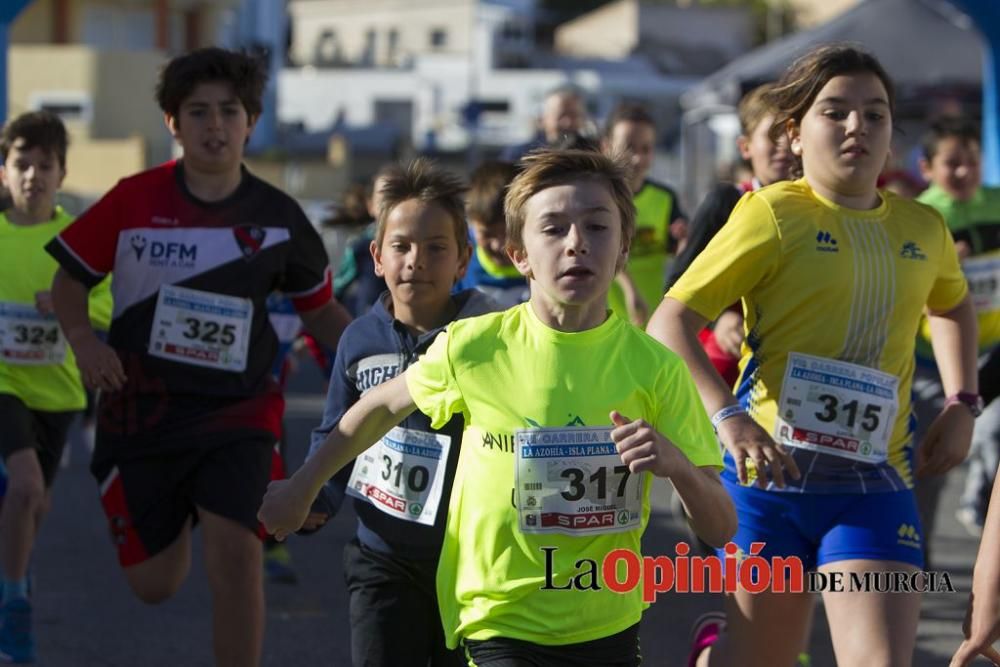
[0,302,66,366]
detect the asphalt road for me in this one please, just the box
[31,362,985,666]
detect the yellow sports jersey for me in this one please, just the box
[608,181,681,324]
[668,179,967,494]
[0,208,112,411]
[406,303,721,648]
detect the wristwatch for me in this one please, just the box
[944,392,985,418]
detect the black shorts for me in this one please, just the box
[95,435,276,567]
[343,538,464,667]
[464,624,641,667]
[0,393,77,487]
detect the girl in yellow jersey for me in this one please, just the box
[648,45,980,667]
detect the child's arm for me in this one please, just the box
[51,268,126,391]
[647,297,799,488]
[610,410,736,547]
[951,467,1000,667]
[258,372,417,540]
[917,295,978,477]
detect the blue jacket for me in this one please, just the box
[309,289,498,558]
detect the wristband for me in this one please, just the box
[711,404,747,431]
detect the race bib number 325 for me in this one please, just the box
[515,427,645,536]
[149,285,253,372]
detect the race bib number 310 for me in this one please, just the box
[0,303,66,366]
[515,427,644,536]
[346,427,451,526]
[149,285,253,372]
[774,353,899,464]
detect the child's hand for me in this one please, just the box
[610,410,683,478]
[35,291,54,316]
[258,478,313,541]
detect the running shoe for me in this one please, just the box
[956,506,984,538]
[686,611,726,667]
[0,598,34,663]
[263,543,298,585]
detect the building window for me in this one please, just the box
[362,28,377,65]
[387,28,399,63]
[429,28,447,49]
[314,29,340,65]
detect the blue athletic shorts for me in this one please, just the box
[721,477,925,570]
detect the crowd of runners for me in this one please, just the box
[1,41,999,667]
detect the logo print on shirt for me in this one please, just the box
[234,225,267,260]
[900,241,927,260]
[130,234,148,261]
[815,230,839,253]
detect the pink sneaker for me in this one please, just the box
[687,611,726,667]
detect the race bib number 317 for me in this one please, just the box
[515,427,644,536]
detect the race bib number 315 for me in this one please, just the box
[515,427,644,536]
[774,353,899,464]
[149,285,252,372]
[0,303,66,366]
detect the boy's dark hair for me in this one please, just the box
[505,148,636,271]
[156,48,268,120]
[603,103,656,138]
[467,161,519,228]
[0,111,69,169]
[921,116,980,162]
[375,158,469,252]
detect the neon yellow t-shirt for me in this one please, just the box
[607,181,681,324]
[405,302,721,647]
[0,208,113,411]
[667,179,967,493]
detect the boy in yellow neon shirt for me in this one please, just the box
[602,104,686,326]
[260,149,733,666]
[0,111,111,662]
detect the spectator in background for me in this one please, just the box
[319,182,372,276]
[665,83,792,387]
[500,85,590,162]
[334,164,401,316]
[913,116,1000,544]
[601,103,686,327]
[456,160,528,307]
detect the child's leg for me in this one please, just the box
[816,489,924,667]
[343,538,458,667]
[700,590,814,667]
[821,560,920,667]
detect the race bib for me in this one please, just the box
[774,353,899,464]
[963,255,1000,314]
[515,427,644,536]
[148,285,253,372]
[0,302,66,366]
[346,426,451,526]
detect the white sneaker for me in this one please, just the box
[956,507,984,537]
